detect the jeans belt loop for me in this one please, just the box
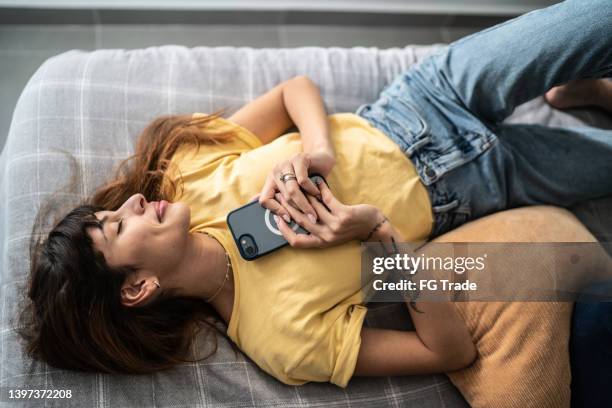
[405,135,431,158]
[432,199,459,214]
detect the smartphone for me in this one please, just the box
[227,173,327,261]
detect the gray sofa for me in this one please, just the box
[1,44,611,408]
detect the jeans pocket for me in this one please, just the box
[380,82,431,156]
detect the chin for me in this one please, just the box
[172,201,191,229]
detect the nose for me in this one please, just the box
[136,194,145,210]
[127,193,146,214]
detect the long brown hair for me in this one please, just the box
[19,108,243,374]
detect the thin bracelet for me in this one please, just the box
[364,215,389,241]
[378,236,399,258]
[391,236,398,253]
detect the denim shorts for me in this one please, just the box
[357,0,612,239]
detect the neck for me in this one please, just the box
[162,232,233,309]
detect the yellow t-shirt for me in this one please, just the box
[165,112,433,388]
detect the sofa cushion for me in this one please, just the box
[434,206,598,408]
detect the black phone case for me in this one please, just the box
[227,173,327,261]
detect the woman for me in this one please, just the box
[20,0,611,388]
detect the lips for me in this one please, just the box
[154,202,161,222]
[153,200,168,223]
[158,200,167,222]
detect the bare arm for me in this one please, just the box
[354,217,477,377]
[228,75,334,155]
[282,75,334,154]
[354,326,473,376]
[229,75,338,228]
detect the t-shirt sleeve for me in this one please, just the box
[286,304,368,388]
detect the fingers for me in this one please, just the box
[259,176,292,223]
[316,178,341,213]
[286,180,319,223]
[293,159,320,197]
[305,193,334,225]
[275,212,323,249]
[275,193,324,236]
[277,164,318,223]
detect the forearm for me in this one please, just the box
[362,211,477,371]
[283,76,334,155]
[355,327,470,376]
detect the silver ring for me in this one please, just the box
[279,173,297,183]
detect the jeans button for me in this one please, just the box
[424,166,436,179]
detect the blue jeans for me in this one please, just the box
[356,0,612,238]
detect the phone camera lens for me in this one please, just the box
[239,234,258,258]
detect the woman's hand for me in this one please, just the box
[305,149,336,178]
[273,178,385,249]
[258,149,336,225]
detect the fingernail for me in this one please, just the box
[308,214,317,223]
[273,214,280,224]
[283,214,291,223]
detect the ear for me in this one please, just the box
[120,275,160,307]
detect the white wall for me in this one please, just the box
[0,0,560,15]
